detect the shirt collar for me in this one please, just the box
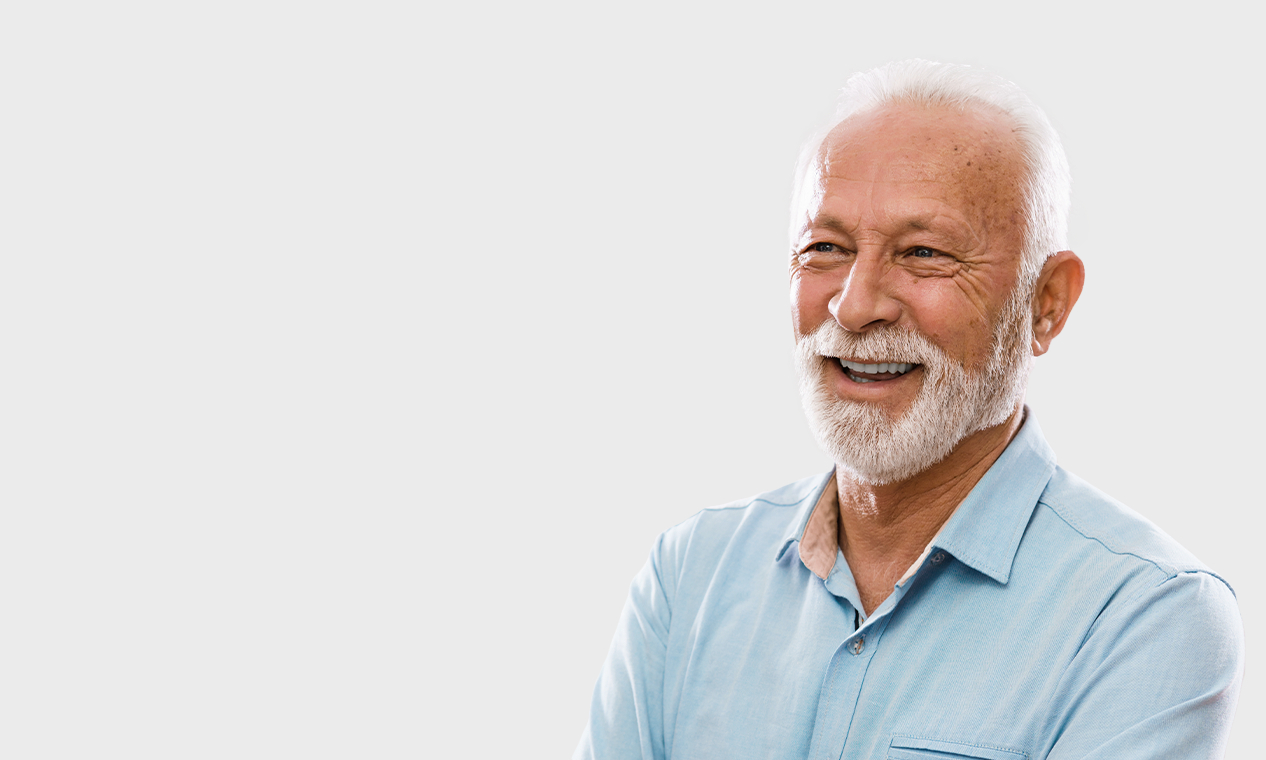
[774,408,1058,585]
[932,409,1057,584]
[774,472,834,566]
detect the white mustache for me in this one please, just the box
[798,320,949,368]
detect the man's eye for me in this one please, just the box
[793,242,850,269]
[909,246,938,258]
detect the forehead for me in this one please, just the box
[805,103,1026,229]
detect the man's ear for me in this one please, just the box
[1031,251,1084,357]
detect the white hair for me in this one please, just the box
[790,59,1070,288]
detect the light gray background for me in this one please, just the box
[1,1,1258,758]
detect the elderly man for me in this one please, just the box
[576,61,1243,760]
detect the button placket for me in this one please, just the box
[809,610,891,760]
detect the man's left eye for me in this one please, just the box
[909,246,938,258]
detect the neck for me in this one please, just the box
[836,404,1025,614]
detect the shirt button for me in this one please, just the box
[850,637,865,655]
[931,552,947,565]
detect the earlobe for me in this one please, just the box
[1030,251,1085,357]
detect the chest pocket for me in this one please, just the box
[887,735,1027,760]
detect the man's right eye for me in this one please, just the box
[793,242,851,269]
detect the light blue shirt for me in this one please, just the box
[576,414,1243,759]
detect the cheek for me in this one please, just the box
[789,272,835,336]
[902,282,995,361]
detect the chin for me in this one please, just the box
[800,370,979,485]
[794,291,1034,485]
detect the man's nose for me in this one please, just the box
[828,255,900,332]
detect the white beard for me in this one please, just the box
[794,286,1034,485]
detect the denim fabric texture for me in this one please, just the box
[575,413,1243,760]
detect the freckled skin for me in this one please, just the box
[790,103,1029,413]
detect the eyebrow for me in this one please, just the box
[803,215,854,237]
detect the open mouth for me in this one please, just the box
[836,358,919,384]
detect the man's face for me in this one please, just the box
[790,104,1033,484]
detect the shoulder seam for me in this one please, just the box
[659,491,811,536]
[1170,568,1238,597]
[701,496,808,512]
[1036,498,1176,582]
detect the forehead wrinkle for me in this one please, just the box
[873,203,979,244]
[811,178,982,249]
[817,159,1007,253]
[804,112,1023,254]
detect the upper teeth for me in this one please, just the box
[839,360,916,375]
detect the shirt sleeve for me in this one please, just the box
[574,534,675,760]
[1045,569,1243,760]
